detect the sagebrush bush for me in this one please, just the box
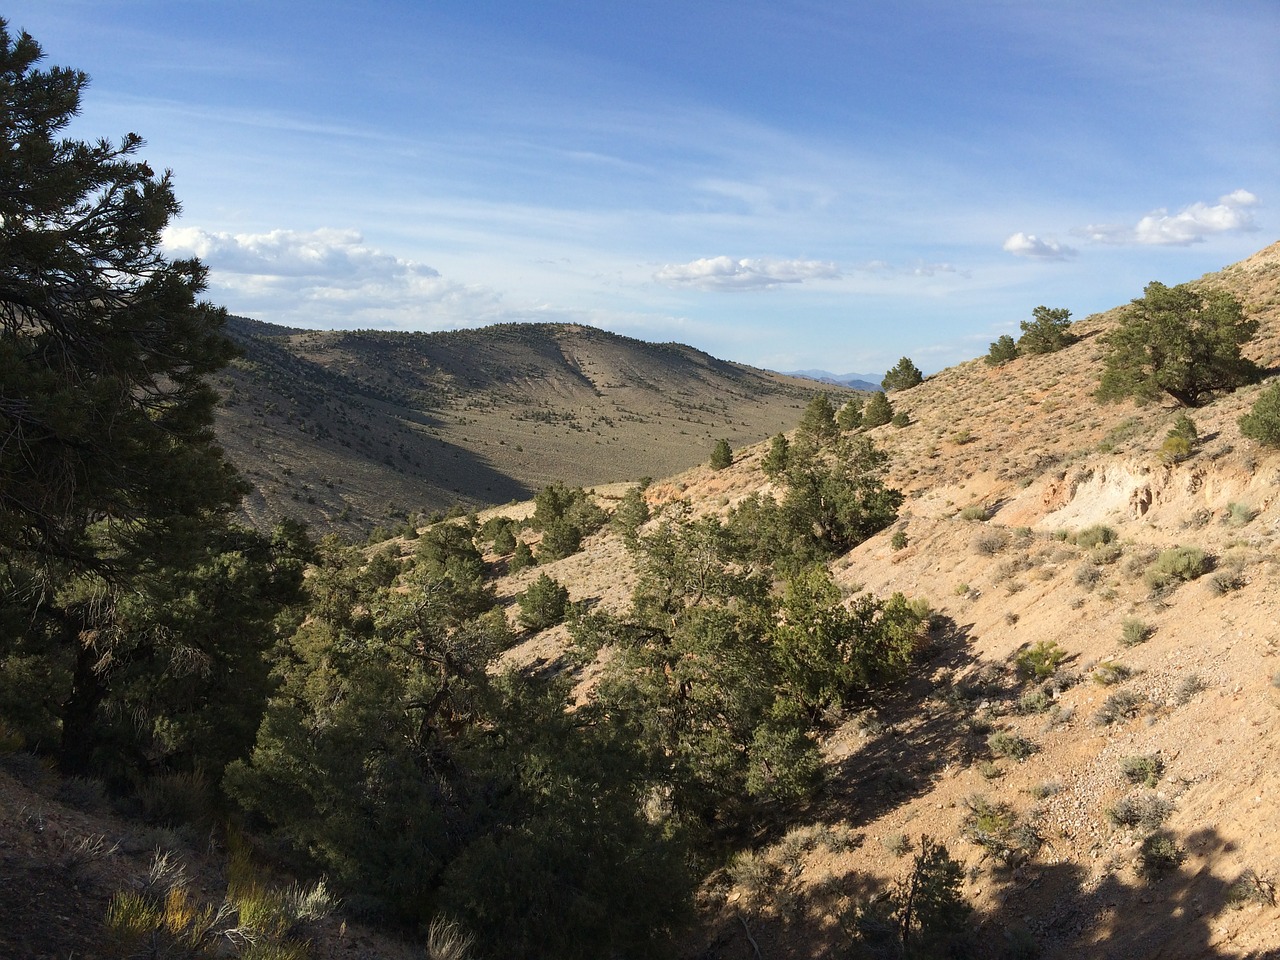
[1108,793,1172,829]
[1145,546,1210,590]
[1120,618,1154,647]
[1137,832,1185,880]
[987,731,1037,761]
[972,528,1007,555]
[961,796,1040,866]
[1120,754,1164,788]
[1074,525,1116,549]
[1095,689,1146,725]
[1014,640,1066,681]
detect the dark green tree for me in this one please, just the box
[1018,305,1074,354]
[1097,282,1260,407]
[762,432,791,479]
[862,390,894,427]
[0,23,281,775]
[797,392,839,444]
[709,438,733,470]
[610,484,650,548]
[882,356,923,391]
[518,573,570,630]
[1239,382,1280,447]
[837,397,864,431]
[0,23,245,568]
[985,334,1019,366]
[509,538,535,573]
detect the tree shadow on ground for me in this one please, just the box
[810,616,989,832]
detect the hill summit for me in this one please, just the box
[212,319,835,534]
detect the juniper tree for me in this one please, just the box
[1097,282,1260,407]
[0,22,275,774]
[882,356,923,391]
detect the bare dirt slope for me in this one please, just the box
[495,242,1280,958]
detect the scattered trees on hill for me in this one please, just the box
[1097,282,1260,407]
[882,356,923,391]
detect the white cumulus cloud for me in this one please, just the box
[1082,190,1260,246]
[162,226,498,327]
[653,256,841,291]
[1002,232,1077,260]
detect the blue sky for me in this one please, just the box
[10,1,1278,374]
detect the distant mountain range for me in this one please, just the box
[783,369,882,392]
[213,318,843,535]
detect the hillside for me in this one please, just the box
[212,319,834,535]
[6,242,1280,959]
[490,241,1280,957]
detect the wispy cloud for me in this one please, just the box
[163,226,500,327]
[654,256,841,291]
[1081,190,1260,246]
[1002,232,1077,260]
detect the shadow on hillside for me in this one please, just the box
[965,825,1272,959]
[812,616,985,831]
[709,825,1270,960]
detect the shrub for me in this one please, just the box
[1225,871,1277,910]
[959,504,989,521]
[987,731,1037,761]
[1137,832,1185,880]
[1095,689,1146,725]
[971,527,1006,555]
[1120,618,1154,647]
[890,528,908,550]
[1226,502,1256,527]
[961,796,1040,866]
[1239,381,1280,447]
[1145,546,1210,590]
[1120,754,1164,788]
[890,410,911,428]
[518,574,570,631]
[1092,661,1133,686]
[1107,794,1172,831]
[1074,525,1116,549]
[1014,640,1066,681]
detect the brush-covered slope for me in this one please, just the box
[212,319,829,535]
[486,241,1280,958]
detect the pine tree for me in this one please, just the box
[1097,282,1260,407]
[0,22,260,774]
[862,390,893,427]
[709,438,733,470]
[881,356,923,391]
[1018,305,1074,354]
